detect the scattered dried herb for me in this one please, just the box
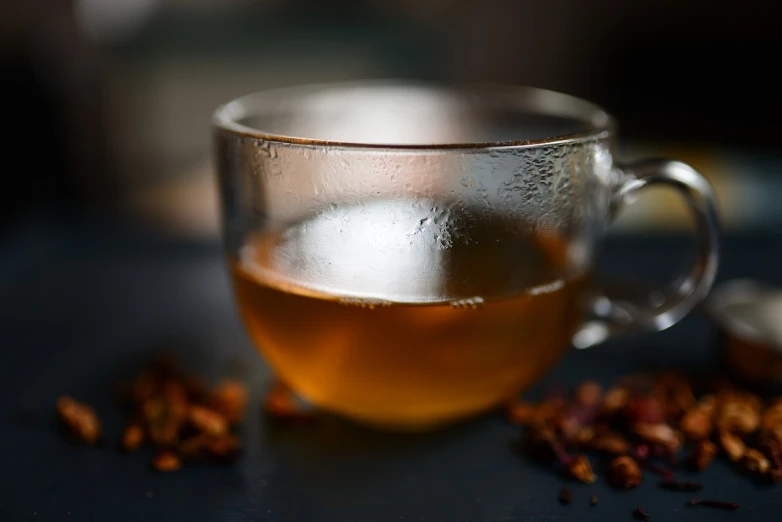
[187,405,228,436]
[687,499,740,510]
[601,386,629,417]
[623,396,664,425]
[589,495,598,506]
[608,456,642,489]
[558,486,573,504]
[716,391,760,434]
[761,438,782,482]
[122,423,144,452]
[56,357,248,473]
[632,422,682,454]
[633,505,651,520]
[575,381,602,407]
[151,449,181,472]
[659,479,702,492]
[680,395,716,441]
[689,439,717,471]
[718,431,746,462]
[212,380,248,424]
[567,454,596,484]
[589,432,630,455]
[56,396,101,444]
[741,448,770,475]
[524,426,571,466]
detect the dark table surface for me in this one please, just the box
[2,210,782,522]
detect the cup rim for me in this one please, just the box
[212,80,615,150]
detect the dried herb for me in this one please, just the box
[601,386,629,417]
[56,357,249,473]
[689,439,717,471]
[212,380,248,424]
[761,438,782,482]
[633,505,651,520]
[56,396,101,444]
[589,495,598,506]
[659,479,702,492]
[687,499,740,510]
[632,422,682,454]
[653,372,695,419]
[151,449,181,472]
[524,426,571,466]
[680,395,716,440]
[623,396,665,425]
[187,405,228,436]
[558,486,573,504]
[575,381,602,407]
[716,391,760,434]
[567,454,596,484]
[608,456,642,489]
[511,371,782,506]
[122,423,144,452]
[718,431,746,462]
[741,448,770,475]
[589,432,630,455]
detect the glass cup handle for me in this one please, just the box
[572,159,720,349]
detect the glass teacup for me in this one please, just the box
[213,82,718,430]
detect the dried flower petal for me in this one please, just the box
[57,396,101,444]
[567,455,596,484]
[608,456,642,489]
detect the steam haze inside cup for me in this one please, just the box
[235,84,598,146]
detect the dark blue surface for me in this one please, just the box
[1,211,781,522]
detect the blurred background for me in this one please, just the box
[2,0,781,238]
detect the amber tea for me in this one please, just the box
[231,201,590,428]
[216,83,719,429]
